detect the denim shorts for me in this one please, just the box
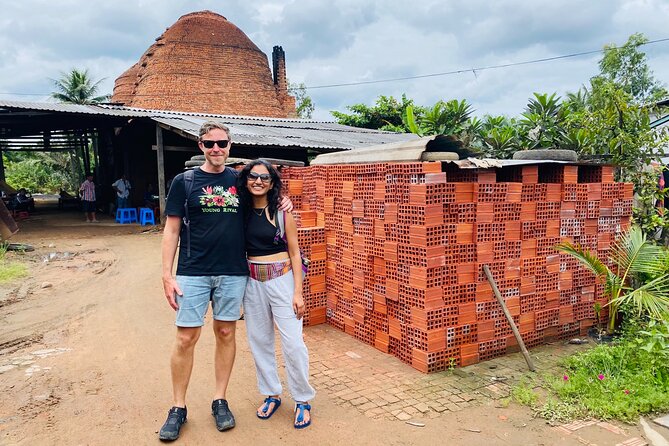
[174,275,248,327]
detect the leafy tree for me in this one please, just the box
[51,68,110,104]
[288,81,315,119]
[596,33,668,105]
[331,95,417,131]
[4,151,76,193]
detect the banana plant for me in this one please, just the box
[556,226,669,332]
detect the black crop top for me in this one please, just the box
[245,210,288,256]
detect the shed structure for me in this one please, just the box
[0,100,416,219]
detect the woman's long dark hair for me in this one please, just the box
[237,159,283,219]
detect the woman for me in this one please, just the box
[237,160,315,429]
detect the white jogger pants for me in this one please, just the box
[243,271,316,403]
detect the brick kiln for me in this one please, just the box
[280,161,632,373]
[112,10,296,118]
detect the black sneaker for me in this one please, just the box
[212,399,235,431]
[159,406,187,441]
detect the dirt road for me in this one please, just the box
[0,213,660,445]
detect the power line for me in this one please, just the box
[1,37,668,97]
[304,37,669,90]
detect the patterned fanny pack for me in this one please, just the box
[248,259,292,282]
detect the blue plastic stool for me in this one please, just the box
[116,207,138,224]
[139,207,155,226]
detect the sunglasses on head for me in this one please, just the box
[247,172,272,183]
[200,139,229,149]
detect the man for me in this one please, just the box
[159,121,291,441]
[111,174,131,209]
[79,173,98,223]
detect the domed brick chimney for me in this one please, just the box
[111,11,297,118]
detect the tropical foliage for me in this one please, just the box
[3,151,78,194]
[331,94,417,132]
[4,68,109,194]
[556,226,669,332]
[50,68,109,104]
[405,99,473,137]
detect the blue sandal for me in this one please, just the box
[294,402,312,429]
[257,397,281,419]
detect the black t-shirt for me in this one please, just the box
[165,168,248,276]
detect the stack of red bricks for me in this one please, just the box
[281,161,632,373]
[281,169,327,326]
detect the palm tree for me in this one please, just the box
[50,68,109,182]
[556,226,669,332]
[51,68,109,104]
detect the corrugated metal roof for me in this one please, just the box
[153,115,413,150]
[0,100,415,150]
[0,100,152,117]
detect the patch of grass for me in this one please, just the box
[536,396,584,424]
[0,260,27,283]
[511,379,539,407]
[0,243,28,283]
[527,324,669,424]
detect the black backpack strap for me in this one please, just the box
[182,168,196,257]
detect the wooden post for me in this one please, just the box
[81,131,90,175]
[156,124,166,225]
[483,264,536,372]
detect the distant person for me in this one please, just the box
[58,189,80,210]
[144,183,158,207]
[79,173,98,223]
[112,174,131,209]
[663,167,669,209]
[144,183,159,218]
[237,160,315,429]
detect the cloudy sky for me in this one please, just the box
[1,0,668,121]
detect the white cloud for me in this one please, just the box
[0,0,667,122]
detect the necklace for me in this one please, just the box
[253,205,267,217]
